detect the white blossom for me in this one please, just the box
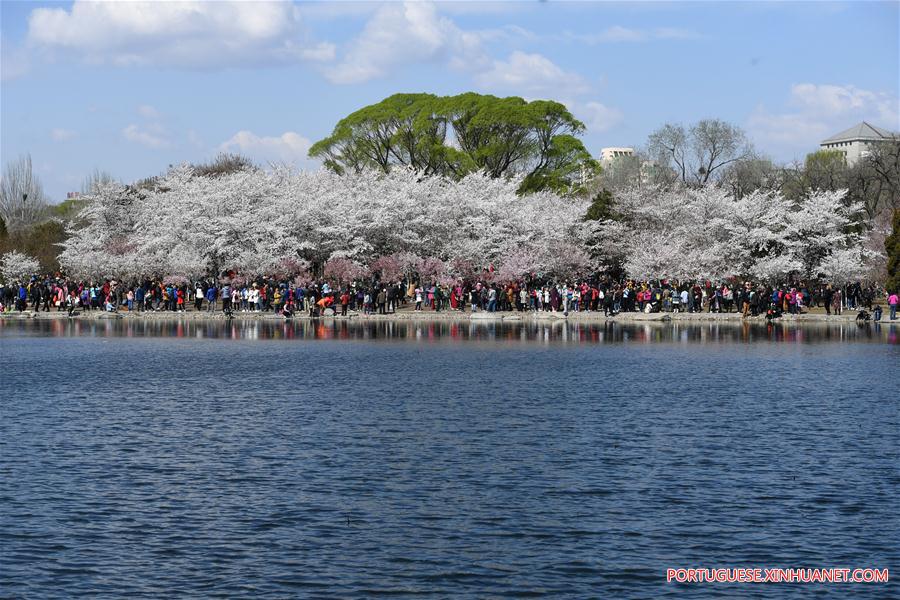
[60,167,592,281]
[608,185,870,283]
[58,166,872,285]
[1,250,40,282]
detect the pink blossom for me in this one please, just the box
[370,255,402,282]
[324,257,367,284]
[416,256,446,280]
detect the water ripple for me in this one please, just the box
[1,325,897,598]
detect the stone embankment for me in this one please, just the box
[0,308,871,324]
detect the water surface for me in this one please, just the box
[1,320,898,598]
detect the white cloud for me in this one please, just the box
[472,52,623,135]
[300,2,381,21]
[137,105,161,119]
[437,2,530,16]
[747,83,899,159]
[789,83,896,122]
[475,51,589,97]
[218,130,313,164]
[323,2,623,129]
[590,26,646,43]
[653,27,701,40]
[26,1,333,68]
[474,24,539,43]
[123,124,170,149]
[51,128,76,141]
[324,1,487,84]
[579,101,624,133]
[475,24,700,46]
[746,111,831,149]
[296,43,336,62]
[564,26,700,44]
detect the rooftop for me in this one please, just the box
[820,121,897,145]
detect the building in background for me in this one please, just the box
[596,146,671,188]
[599,147,635,163]
[819,122,897,166]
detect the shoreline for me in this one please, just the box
[1,308,887,324]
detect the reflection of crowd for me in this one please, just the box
[1,275,896,321]
[16,316,900,346]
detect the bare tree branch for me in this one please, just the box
[0,154,48,230]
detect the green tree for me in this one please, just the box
[886,209,900,293]
[804,149,847,191]
[52,197,89,220]
[3,219,66,273]
[310,92,598,195]
[583,189,618,221]
[781,145,899,222]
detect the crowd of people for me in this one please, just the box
[2,274,898,321]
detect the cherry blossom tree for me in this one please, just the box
[415,256,446,282]
[819,247,868,284]
[370,254,402,283]
[784,189,867,279]
[1,250,40,282]
[323,257,367,285]
[597,184,873,283]
[61,165,594,281]
[61,161,873,286]
[272,257,311,281]
[495,249,535,282]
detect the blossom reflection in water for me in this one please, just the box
[2,318,897,345]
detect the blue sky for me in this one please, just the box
[2,0,898,202]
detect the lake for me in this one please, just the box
[1,319,898,598]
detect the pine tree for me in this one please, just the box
[886,209,900,293]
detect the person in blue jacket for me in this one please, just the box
[206,284,217,312]
[135,285,145,312]
[220,283,232,313]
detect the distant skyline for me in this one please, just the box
[2,0,898,201]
